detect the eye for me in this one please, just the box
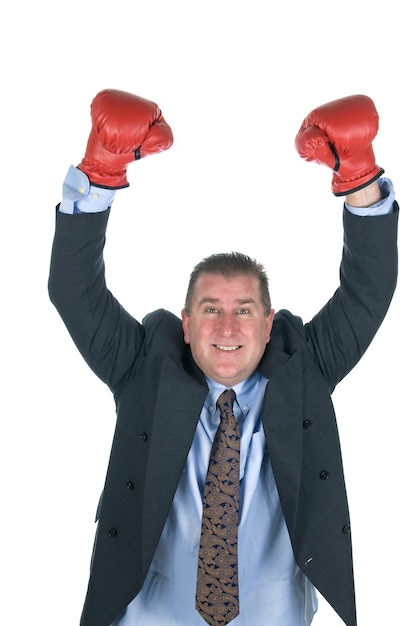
[237,308,250,315]
[205,307,219,314]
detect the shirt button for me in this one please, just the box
[242,405,249,412]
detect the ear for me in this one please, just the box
[181,308,190,344]
[265,309,275,343]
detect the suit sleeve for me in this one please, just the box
[48,207,145,392]
[305,204,399,390]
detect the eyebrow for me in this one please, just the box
[197,297,258,307]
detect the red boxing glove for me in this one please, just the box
[295,94,384,196]
[78,89,174,189]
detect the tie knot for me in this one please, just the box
[216,389,236,416]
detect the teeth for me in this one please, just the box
[216,345,239,351]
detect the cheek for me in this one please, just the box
[254,325,271,352]
[183,320,205,347]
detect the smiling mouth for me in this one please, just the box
[215,345,241,351]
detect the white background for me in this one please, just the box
[1,1,417,624]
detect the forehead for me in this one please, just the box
[193,272,262,303]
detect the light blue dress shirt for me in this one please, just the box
[59,166,395,624]
[113,372,318,626]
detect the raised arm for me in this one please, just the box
[295,95,398,388]
[48,90,173,391]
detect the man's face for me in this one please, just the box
[181,273,274,386]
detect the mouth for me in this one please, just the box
[214,345,241,351]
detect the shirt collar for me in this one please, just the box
[204,370,263,418]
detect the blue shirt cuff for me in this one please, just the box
[59,165,116,214]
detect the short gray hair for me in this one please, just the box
[184,251,271,316]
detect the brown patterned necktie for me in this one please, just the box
[196,388,240,625]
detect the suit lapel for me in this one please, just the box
[261,349,304,534]
[142,354,208,565]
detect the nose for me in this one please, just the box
[218,312,238,336]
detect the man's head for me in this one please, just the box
[181,252,275,386]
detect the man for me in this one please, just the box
[48,90,398,626]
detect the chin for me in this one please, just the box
[213,371,244,386]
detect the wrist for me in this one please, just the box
[345,180,382,208]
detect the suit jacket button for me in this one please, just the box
[139,432,148,441]
[319,470,329,480]
[342,524,351,534]
[108,528,118,538]
[303,420,312,429]
[126,481,134,490]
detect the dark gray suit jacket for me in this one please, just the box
[48,203,398,626]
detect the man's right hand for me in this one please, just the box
[78,89,174,189]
